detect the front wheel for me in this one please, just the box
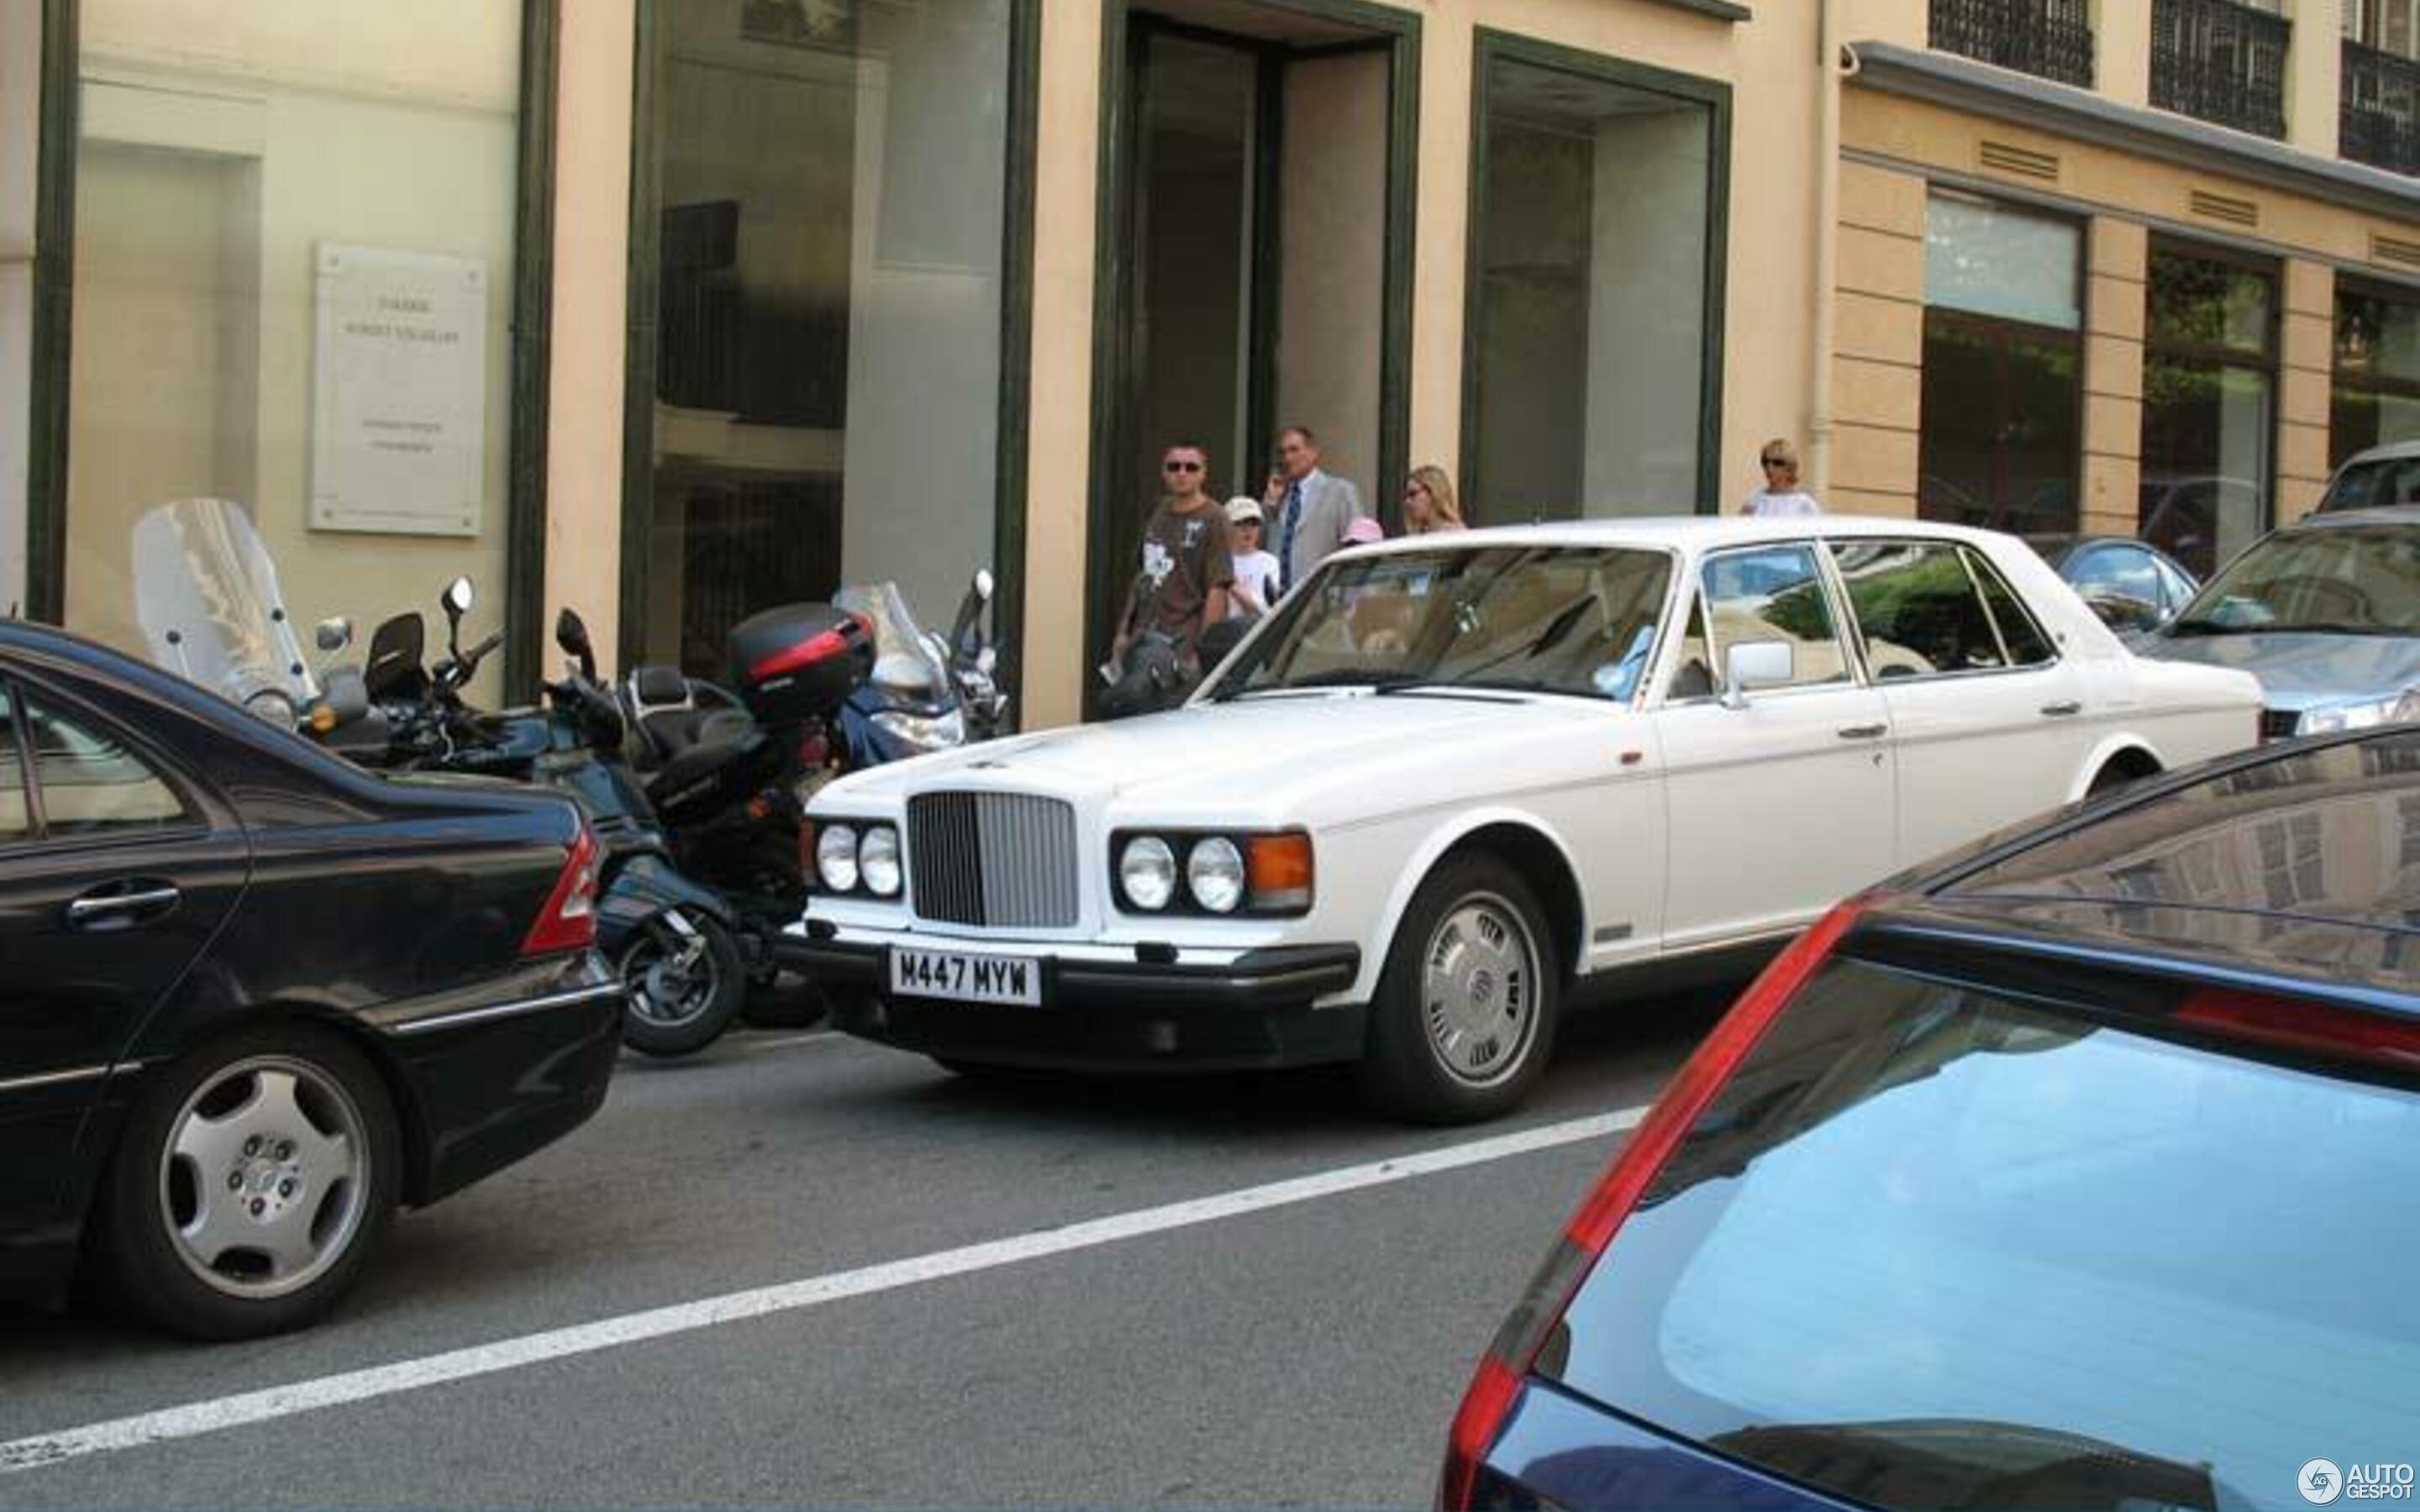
[96,1026,401,1340]
[620,907,746,1058]
[1359,854,1560,1125]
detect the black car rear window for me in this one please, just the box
[1544,956,2420,1512]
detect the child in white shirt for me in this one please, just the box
[1225,496,1284,618]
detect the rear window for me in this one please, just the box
[1545,956,2420,1512]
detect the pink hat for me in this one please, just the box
[1343,517,1386,545]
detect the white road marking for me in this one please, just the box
[0,1105,1646,1475]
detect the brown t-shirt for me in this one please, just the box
[1132,498,1234,645]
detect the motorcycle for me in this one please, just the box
[130,499,750,1058]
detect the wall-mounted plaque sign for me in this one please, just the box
[310,242,488,537]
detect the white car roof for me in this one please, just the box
[2333,438,2420,469]
[1330,512,2027,560]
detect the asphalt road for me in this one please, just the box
[0,995,1719,1509]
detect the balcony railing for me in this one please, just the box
[2152,0,2290,139]
[2344,37,2420,175]
[1930,0,2096,89]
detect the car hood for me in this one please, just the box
[817,691,1621,816]
[2138,630,2420,710]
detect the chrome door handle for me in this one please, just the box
[2039,701,2083,717]
[1838,723,1889,740]
[65,885,182,927]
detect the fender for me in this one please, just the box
[2065,730,2169,804]
[594,852,737,958]
[1347,805,1593,1003]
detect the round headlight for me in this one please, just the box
[1186,837,1245,914]
[1119,836,1177,911]
[859,826,902,897]
[817,823,860,892]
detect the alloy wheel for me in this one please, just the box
[158,1056,372,1301]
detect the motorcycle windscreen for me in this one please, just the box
[133,498,320,718]
[832,582,949,699]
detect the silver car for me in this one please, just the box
[2136,505,2420,738]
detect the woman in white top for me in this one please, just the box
[1742,438,1823,517]
[1225,496,1283,618]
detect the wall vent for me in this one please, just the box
[1978,140,2060,182]
[2373,232,2420,270]
[2190,190,2260,228]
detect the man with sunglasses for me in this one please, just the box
[1112,442,1234,683]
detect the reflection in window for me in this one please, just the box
[1830,542,2013,677]
[1698,547,1849,690]
[639,3,1016,675]
[24,697,187,836]
[2332,281,2420,469]
[1919,192,2082,538]
[65,2,526,696]
[1466,50,1720,522]
[2139,244,2275,580]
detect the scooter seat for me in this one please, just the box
[641,706,754,761]
[644,731,755,809]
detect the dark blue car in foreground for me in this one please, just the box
[1445,726,2420,1512]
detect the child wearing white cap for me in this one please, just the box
[1225,496,1283,620]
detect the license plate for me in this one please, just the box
[889,947,1042,1006]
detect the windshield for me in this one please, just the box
[1548,956,2420,1512]
[2319,454,2420,512]
[1207,545,1673,701]
[2168,524,2420,636]
[132,498,318,716]
[832,582,946,698]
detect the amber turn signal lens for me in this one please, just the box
[1244,832,1313,911]
[308,705,339,734]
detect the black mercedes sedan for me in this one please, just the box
[0,620,621,1340]
[1445,725,2419,1512]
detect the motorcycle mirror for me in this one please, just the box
[974,568,995,603]
[554,606,597,682]
[442,576,476,618]
[315,616,355,654]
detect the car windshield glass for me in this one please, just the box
[1544,956,2420,1512]
[1207,545,1671,701]
[2168,525,2420,635]
[2320,455,2420,512]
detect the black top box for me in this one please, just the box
[728,603,874,725]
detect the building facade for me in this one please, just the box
[3,0,2417,729]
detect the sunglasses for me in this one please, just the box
[1164,459,1203,473]
[1761,457,1791,469]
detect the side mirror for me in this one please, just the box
[442,576,475,617]
[1719,641,1794,710]
[974,568,995,603]
[315,617,354,654]
[555,606,597,683]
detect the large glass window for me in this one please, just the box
[635,1,1018,676]
[1918,192,2082,538]
[1465,45,1724,523]
[2139,242,2275,580]
[62,2,531,697]
[2332,281,2420,469]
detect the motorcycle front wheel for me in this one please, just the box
[619,906,746,1058]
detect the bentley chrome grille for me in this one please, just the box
[906,792,1080,928]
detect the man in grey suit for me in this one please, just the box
[1262,425,1368,591]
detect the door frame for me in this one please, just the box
[1083,0,1421,696]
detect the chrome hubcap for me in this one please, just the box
[624,911,717,1026]
[160,1058,369,1300]
[1423,894,1539,1087]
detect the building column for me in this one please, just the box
[2081,218,2146,538]
[2093,0,2152,109]
[2277,258,2334,524]
[2286,0,2341,159]
[544,0,634,672]
[1017,0,1103,730]
[1828,160,1925,517]
[1,0,40,612]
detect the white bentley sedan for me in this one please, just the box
[783,517,2262,1121]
